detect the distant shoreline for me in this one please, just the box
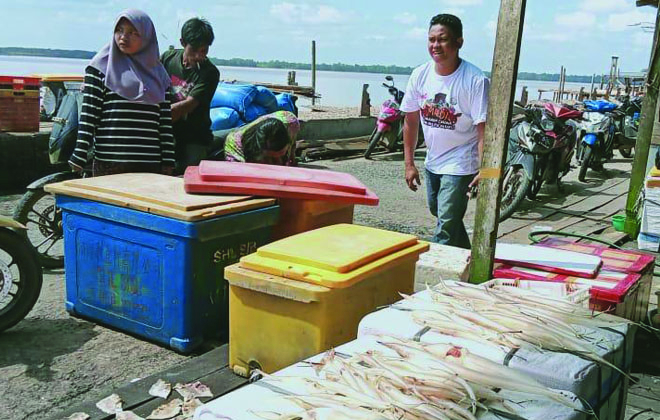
[1,47,603,83]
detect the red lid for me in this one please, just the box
[184,165,379,206]
[197,161,368,195]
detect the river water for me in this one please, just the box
[1,55,590,108]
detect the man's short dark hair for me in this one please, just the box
[429,14,463,39]
[181,18,214,48]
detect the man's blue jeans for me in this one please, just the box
[425,169,474,249]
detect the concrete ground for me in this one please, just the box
[0,150,634,419]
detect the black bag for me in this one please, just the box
[48,91,83,165]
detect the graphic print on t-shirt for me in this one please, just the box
[170,74,194,103]
[420,92,462,130]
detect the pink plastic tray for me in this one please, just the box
[536,238,654,273]
[493,263,641,303]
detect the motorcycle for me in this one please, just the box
[576,101,617,182]
[364,76,405,158]
[364,76,423,159]
[14,89,84,268]
[499,103,582,221]
[0,215,43,332]
[611,96,641,159]
[13,171,77,269]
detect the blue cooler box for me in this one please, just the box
[56,194,279,353]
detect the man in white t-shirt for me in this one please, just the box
[401,13,489,249]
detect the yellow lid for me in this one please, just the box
[239,224,430,288]
[651,167,660,177]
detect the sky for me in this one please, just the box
[0,0,658,76]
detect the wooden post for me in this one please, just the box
[311,40,317,106]
[600,73,605,90]
[520,86,528,106]
[560,67,566,103]
[625,7,660,237]
[556,66,563,102]
[360,84,371,117]
[469,0,527,283]
[590,73,595,96]
[287,71,297,86]
[578,87,585,100]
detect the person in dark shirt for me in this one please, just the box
[161,17,220,173]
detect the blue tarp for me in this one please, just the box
[583,100,617,112]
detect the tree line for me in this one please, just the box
[1,47,606,83]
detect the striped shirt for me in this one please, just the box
[69,66,175,168]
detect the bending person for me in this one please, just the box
[224,110,299,166]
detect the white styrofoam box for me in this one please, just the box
[642,185,660,234]
[638,232,660,252]
[195,335,586,420]
[357,284,633,420]
[414,242,470,290]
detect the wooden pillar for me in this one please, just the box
[311,40,317,106]
[360,84,371,117]
[561,67,566,102]
[578,87,585,101]
[520,86,528,106]
[287,71,297,86]
[590,73,595,97]
[469,0,527,283]
[556,66,564,102]
[625,7,660,237]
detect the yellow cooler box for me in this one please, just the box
[225,224,429,376]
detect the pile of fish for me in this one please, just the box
[247,281,633,420]
[405,281,631,374]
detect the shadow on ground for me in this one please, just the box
[0,318,99,381]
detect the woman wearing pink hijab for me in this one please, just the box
[69,9,175,176]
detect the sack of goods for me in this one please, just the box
[209,83,297,130]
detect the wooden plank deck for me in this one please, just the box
[48,345,246,420]
[48,169,660,419]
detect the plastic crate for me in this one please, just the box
[531,239,654,322]
[57,195,279,353]
[493,263,647,321]
[0,75,40,92]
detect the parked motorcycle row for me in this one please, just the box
[499,96,641,222]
